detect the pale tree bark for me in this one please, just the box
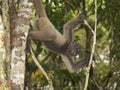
[0,14,10,90]
[1,0,11,89]
[10,1,32,90]
[2,0,11,65]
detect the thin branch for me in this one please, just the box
[30,47,54,90]
[84,20,94,34]
[82,0,86,16]
[64,1,75,9]
[83,0,97,90]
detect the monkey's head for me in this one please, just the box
[68,41,81,56]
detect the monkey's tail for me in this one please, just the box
[33,0,47,17]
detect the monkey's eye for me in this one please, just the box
[70,49,80,56]
[77,48,81,53]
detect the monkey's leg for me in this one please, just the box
[63,13,86,42]
[29,30,56,41]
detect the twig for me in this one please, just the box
[84,20,94,34]
[83,0,97,90]
[30,47,54,90]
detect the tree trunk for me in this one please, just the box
[1,0,11,89]
[0,14,10,90]
[10,1,32,90]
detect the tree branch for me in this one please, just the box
[30,47,54,90]
[83,0,97,89]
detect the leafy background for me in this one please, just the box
[25,0,120,90]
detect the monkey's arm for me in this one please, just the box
[63,13,86,42]
[61,53,90,73]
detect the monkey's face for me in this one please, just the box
[68,41,81,56]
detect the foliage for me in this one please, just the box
[24,0,120,90]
